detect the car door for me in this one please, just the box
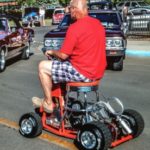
[7,17,23,58]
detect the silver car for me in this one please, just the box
[127,7,150,33]
[116,0,150,11]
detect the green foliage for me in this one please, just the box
[16,0,150,7]
[16,0,53,7]
[58,0,70,6]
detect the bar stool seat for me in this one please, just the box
[66,80,100,92]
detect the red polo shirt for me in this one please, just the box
[60,16,106,80]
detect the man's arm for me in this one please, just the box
[45,50,69,60]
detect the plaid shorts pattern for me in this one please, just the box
[51,60,91,84]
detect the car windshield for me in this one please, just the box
[24,7,39,16]
[55,10,64,14]
[0,19,7,31]
[88,3,114,10]
[59,13,120,28]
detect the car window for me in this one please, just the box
[90,13,119,27]
[59,13,120,28]
[59,15,75,27]
[7,18,18,32]
[0,19,7,31]
[118,2,124,7]
[89,2,114,10]
[54,10,64,14]
[125,2,130,7]
[132,2,138,7]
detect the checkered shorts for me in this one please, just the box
[51,60,91,84]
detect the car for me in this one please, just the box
[0,14,34,72]
[127,7,150,32]
[22,7,41,27]
[128,6,150,15]
[52,8,65,25]
[42,10,127,71]
[116,0,150,11]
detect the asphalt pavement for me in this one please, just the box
[0,26,150,150]
[127,39,150,57]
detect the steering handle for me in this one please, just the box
[42,47,55,60]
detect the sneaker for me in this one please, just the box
[43,101,54,113]
[32,97,43,108]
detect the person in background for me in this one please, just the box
[39,7,45,26]
[122,5,128,22]
[32,0,107,113]
[65,6,70,13]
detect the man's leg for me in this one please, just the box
[38,60,53,111]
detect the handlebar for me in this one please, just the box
[41,47,55,60]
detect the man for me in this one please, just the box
[39,7,45,26]
[32,0,107,113]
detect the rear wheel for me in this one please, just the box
[0,49,6,72]
[122,109,144,138]
[19,112,42,138]
[76,121,112,150]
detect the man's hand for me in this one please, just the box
[45,50,53,57]
[45,50,69,60]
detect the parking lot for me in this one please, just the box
[0,26,150,150]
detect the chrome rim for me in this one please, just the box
[0,50,5,70]
[81,131,97,149]
[20,119,33,134]
[26,43,30,58]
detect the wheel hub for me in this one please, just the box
[26,44,30,57]
[81,131,97,149]
[0,50,5,70]
[21,119,33,134]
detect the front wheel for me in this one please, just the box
[19,112,42,138]
[0,49,6,72]
[122,109,144,138]
[22,42,30,59]
[112,57,123,71]
[76,122,112,150]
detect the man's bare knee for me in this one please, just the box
[38,60,52,75]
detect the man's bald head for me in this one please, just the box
[70,0,88,11]
[69,0,88,20]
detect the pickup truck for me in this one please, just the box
[42,10,127,71]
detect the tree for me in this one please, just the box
[58,0,70,6]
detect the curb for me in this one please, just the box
[126,49,150,57]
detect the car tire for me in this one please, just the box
[76,121,112,150]
[0,49,6,72]
[122,109,144,138]
[141,10,147,14]
[19,112,43,138]
[21,42,30,60]
[112,57,123,71]
[22,24,28,27]
[148,21,150,31]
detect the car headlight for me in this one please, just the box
[106,38,123,49]
[44,38,64,50]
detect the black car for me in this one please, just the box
[42,10,127,71]
[0,15,34,72]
